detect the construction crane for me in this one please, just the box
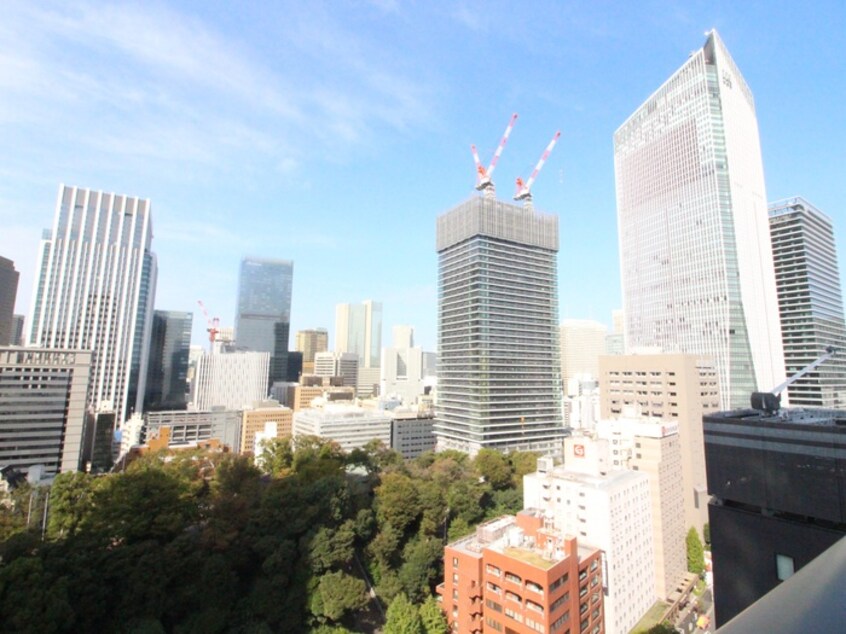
[471,113,518,198]
[196,300,220,350]
[750,346,838,414]
[514,130,561,204]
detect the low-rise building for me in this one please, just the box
[390,410,436,458]
[241,400,293,454]
[144,408,242,452]
[292,403,391,452]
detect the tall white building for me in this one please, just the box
[191,351,269,411]
[27,185,157,421]
[614,30,785,409]
[524,448,655,634]
[335,300,382,369]
[381,325,425,406]
[560,319,608,394]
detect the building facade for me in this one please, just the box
[144,408,242,452]
[27,185,157,421]
[295,327,328,374]
[235,258,293,384]
[560,319,608,394]
[292,403,392,452]
[390,411,436,458]
[0,347,92,476]
[0,257,19,346]
[314,351,358,389]
[614,30,785,409]
[768,197,846,407]
[435,197,564,454]
[335,300,382,369]
[144,310,192,412]
[241,400,293,455]
[381,325,425,406]
[191,351,269,411]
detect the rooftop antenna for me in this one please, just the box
[514,130,561,208]
[471,113,518,200]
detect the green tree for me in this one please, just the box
[376,473,420,534]
[46,472,100,539]
[703,522,711,546]
[384,593,424,634]
[509,451,539,480]
[474,448,512,489]
[307,522,356,574]
[420,595,449,634]
[686,527,705,575]
[647,623,677,634]
[314,571,368,622]
[257,436,294,475]
[398,538,443,602]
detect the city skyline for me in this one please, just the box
[1,2,845,353]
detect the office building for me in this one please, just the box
[435,197,564,454]
[295,327,328,373]
[381,325,425,406]
[289,375,355,411]
[614,30,785,409]
[144,408,242,452]
[335,300,382,368]
[437,511,604,634]
[314,351,358,389]
[292,403,392,452]
[26,185,157,421]
[768,197,846,407]
[241,400,293,454]
[144,310,192,412]
[0,347,92,476]
[235,257,293,384]
[11,315,24,346]
[524,449,655,634]
[191,351,269,411]
[599,353,718,535]
[390,411,436,458]
[704,407,846,626]
[0,257,19,346]
[560,319,608,393]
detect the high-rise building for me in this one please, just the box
[335,300,382,369]
[27,185,157,421]
[0,257,19,346]
[560,319,608,394]
[144,310,192,412]
[11,315,25,346]
[768,197,846,407]
[235,258,293,384]
[314,351,358,390]
[614,30,785,409]
[295,327,328,374]
[0,347,92,476]
[191,351,269,411]
[435,197,564,454]
[381,325,425,406]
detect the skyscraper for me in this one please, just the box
[559,319,608,392]
[235,258,293,384]
[295,328,329,363]
[27,185,157,421]
[614,30,785,409]
[435,197,564,454]
[144,310,193,411]
[335,300,382,368]
[0,256,19,346]
[768,197,846,408]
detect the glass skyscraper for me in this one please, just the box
[434,197,564,455]
[144,310,193,411]
[27,184,157,421]
[769,197,846,408]
[335,300,382,368]
[235,257,293,384]
[614,30,785,409]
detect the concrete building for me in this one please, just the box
[144,310,192,412]
[335,300,382,369]
[524,450,655,634]
[390,410,436,458]
[191,351,269,411]
[438,511,604,634]
[0,257,19,346]
[292,403,392,452]
[240,400,293,455]
[295,327,328,374]
[144,408,242,452]
[314,351,358,389]
[768,197,846,407]
[595,418,687,601]
[704,406,846,626]
[598,353,719,535]
[26,185,157,421]
[0,347,92,476]
[614,30,785,409]
[235,257,294,384]
[381,325,425,406]
[11,315,24,346]
[289,375,356,411]
[435,196,564,454]
[560,319,608,393]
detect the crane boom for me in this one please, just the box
[751,346,838,414]
[473,113,518,193]
[515,131,561,201]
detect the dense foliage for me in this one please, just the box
[686,526,705,575]
[0,438,536,632]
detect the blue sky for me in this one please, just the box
[2,0,844,351]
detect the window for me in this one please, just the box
[505,607,523,623]
[486,616,503,631]
[526,580,544,594]
[505,572,522,584]
[776,553,795,581]
[486,599,503,613]
[453,557,459,568]
[526,600,544,614]
[487,582,501,594]
[505,590,522,604]
[487,564,502,576]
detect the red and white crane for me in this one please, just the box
[471,113,518,198]
[196,299,220,350]
[514,130,561,203]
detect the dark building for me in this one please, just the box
[12,315,24,346]
[0,257,19,346]
[144,310,192,411]
[704,407,846,626]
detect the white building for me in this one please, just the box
[335,300,382,368]
[524,447,655,634]
[144,408,242,452]
[191,351,269,411]
[381,325,425,406]
[293,402,392,452]
[614,30,786,409]
[560,320,608,394]
[314,351,358,389]
[390,411,436,458]
[27,185,157,421]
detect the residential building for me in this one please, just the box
[26,185,157,421]
[235,257,294,384]
[144,310,192,412]
[295,327,328,374]
[768,197,846,407]
[144,408,242,452]
[598,353,719,535]
[190,351,269,411]
[0,347,91,476]
[435,196,564,454]
[241,400,293,454]
[524,449,655,634]
[704,406,846,626]
[0,257,18,346]
[437,511,604,634]
[381,325,425,406]
[560,319,608,394]
[292,403,392,452]
[390,410,436,458]
[614,30,785,409]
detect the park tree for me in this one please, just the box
[46,471,99,539]
[376,472,420,534]
[686,527,705,575]
[313,571,368,622]
[420,595,449,634]
[384,593,424,634]
[474,448,512,490]
[257,436,294,475]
